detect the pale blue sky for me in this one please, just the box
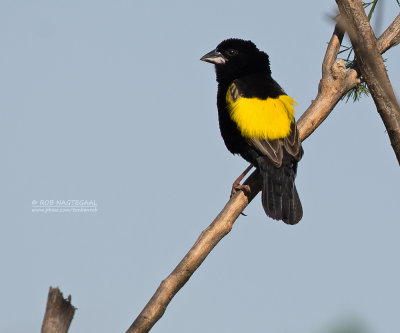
[1,1,400,332]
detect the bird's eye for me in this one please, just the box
[225,49,238,57]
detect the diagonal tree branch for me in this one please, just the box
[377,13,400,54]
[126,11,400,333]
[297,24,353,141]
[126,172,261,333]
[336,0,400,164]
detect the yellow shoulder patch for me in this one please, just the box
[226,85,297,140]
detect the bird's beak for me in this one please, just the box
[200,49,226,65]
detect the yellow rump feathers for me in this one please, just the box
[226,88,297,140]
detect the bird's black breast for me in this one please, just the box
[217,82,244,156]
[233,74,285,99]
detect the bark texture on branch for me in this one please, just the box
[41,287,75,333]
[336,0,400,165]
[377,13,400,54]
[126,9,400,333]
[296,25,354,141]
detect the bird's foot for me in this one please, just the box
[230,164,253,198]
[230,183,251,198]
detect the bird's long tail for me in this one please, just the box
[258,155,302,225]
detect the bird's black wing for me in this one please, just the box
[247,122,302,167]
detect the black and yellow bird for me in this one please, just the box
[201,38,303,224]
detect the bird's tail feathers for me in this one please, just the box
[259,157,302,225]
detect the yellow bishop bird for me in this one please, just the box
[201,38,303,224]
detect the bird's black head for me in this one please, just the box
[201,38,271,83]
